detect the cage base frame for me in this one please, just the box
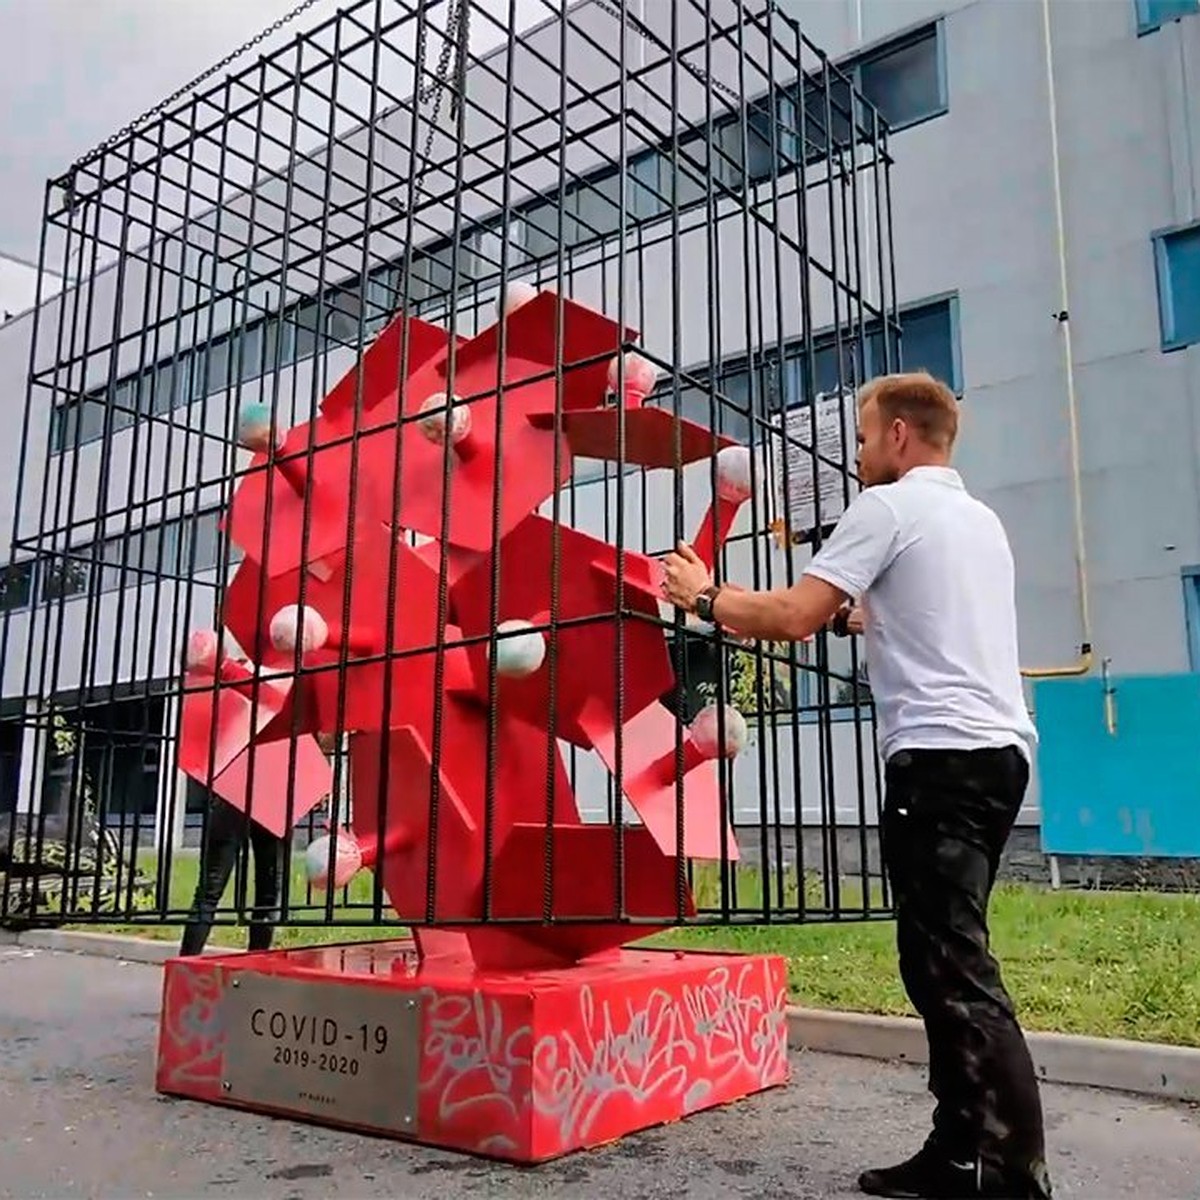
[155,937,790,1162]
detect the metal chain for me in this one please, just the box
[382,0,468,215]
[62,0,325,185]
[589,0,744,105]
[415,0,468,182]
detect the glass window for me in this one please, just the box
[257,319,284,374]
[40,554,90,602]
[364,270,397,333]
[188,510,221,573]
[0,561,33,611]
[293,299,324,361]
[573,170,623,243]
[151,359,179,415]
[78,398,107,442]
[628,151,666,220]
[857,26,944,131]
[815,338,864,396]
[1154,224,1200,350]
[883,300,959,391]
[174,351,194,407]
[786,336,865,404]
[111,379,136,433]
[802,74,855,160]
[204,337,232,397]
[241,325,262,383]
[159,516,185,576]
[711,116,747,186]
[746,90,802,181]
[51,404,75,452]
[326,285,364,347]
[716,367,759,440]
[648,368,753,442]
[137,523,162,581]
[186,343,208,401]
[667,133,709,212]
[408,243,458,304]
[97,530,129,594]
[519,198,562,259]
[700,114,744,187]
[133,370,155,416]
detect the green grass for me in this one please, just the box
[659,886,1200,1049]
[79,855,1200,1049]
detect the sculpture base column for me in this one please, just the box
[155,939,790,1162]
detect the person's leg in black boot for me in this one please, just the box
[858,747,1052,1200]
[179,795,244,957]
[247,819,286,953]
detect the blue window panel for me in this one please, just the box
[866,298,960,393]
[1154,223,1200,350]
[783,296,961,408]
[1136,0,1199,34]
[894,298,961,391]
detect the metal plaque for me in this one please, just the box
[220,972,422,1135]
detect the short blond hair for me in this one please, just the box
[859,371,959,451]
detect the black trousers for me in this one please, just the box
[179,796,285,956]
[882,745,1051,1197]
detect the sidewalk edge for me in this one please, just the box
[786,1006,1200,1103]
[8,928,1198,1103]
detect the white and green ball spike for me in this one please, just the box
[237,402,284,454]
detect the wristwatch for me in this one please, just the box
[694,584,722,623]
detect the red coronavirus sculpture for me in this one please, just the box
[180,285,757,968]
[163,285,792,1162]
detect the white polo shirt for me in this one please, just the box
[804,465,1036,764]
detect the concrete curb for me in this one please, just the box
[0,927,231,963]
[5,928,1198,1105]
[787,1008,1200,1105]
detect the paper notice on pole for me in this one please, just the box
[773,390,859,543]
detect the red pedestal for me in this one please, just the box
[156,940,789,1162]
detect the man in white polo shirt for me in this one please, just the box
[663,371,1051,1200]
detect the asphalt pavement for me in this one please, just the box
[1,946,1198,1199]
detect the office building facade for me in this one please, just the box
[0,0,1197,851]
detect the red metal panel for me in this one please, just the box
[527,405,735,467]
[581,700,740,862]
[450,513,673,748]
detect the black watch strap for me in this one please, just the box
[695,584,721,622]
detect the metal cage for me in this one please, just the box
[0,0,900,939]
